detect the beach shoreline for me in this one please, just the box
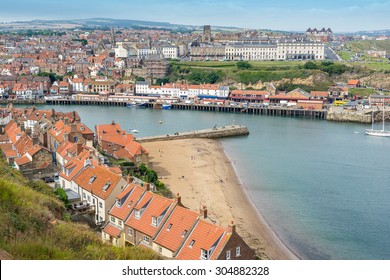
[143,138,298,260]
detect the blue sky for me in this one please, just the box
[1,0,389,32]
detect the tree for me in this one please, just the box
[236,61,252,69]
[303,61,318,70]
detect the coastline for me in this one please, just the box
[143,138,299,260]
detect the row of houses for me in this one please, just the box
[102,182,255,260]
[0,105,256,259]
[190,41,325,61]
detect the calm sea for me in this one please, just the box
[34,105,390,260]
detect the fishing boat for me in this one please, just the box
[365,107,390,137]
[162,104,172,110]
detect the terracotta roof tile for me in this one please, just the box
[154,206,199,252]
[176,220,228,260]
[103,223,122,238]
[125,192,175,237]
[110,184,145,220]
[15,155,31,166]
[73,164,123,200]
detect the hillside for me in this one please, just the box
[347,40,390,53]
[0,156,160,260]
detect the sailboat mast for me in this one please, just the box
[383,102,385,132]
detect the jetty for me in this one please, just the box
[136,125,249,143]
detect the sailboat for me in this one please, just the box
[365,106,390,137]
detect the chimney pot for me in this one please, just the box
[175,193,181,205]
[228,221,236,234]
[200,206,208,219]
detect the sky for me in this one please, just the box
[0,0,389,32]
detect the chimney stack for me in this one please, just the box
[126,175,133,184]
[76,140,83,155]
[144,183,150,191]
[70,123,77,133]
[64,117,69,125]
[200,206,207,219]
[175,193,181,205]
[227,221,236,234]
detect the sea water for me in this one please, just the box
[34,105,390,259]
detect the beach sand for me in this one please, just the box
[143,138,298,260]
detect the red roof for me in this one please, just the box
[15,155,31,166]
[110,184,145,220]
[310,91,329,98]
[73,164,123,200]
[348,80,360,85]
[154,206,199,252]
[176,219,229,260]
[125,192,175,237]
[103,223,122,238]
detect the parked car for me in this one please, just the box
[41,176,54,183]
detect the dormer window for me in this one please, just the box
[89,175,96,184]
[151,217,157,227]
[115,199,121,207]
[201,249,210,260]
[134,210,140,219]
[103,182,111,191]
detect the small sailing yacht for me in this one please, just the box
[365,106,390,137]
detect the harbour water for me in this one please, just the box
[35,105,390,259]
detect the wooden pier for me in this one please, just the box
[45,99,327,120]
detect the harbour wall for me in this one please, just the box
[136,125,249,143]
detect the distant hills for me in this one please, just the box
[0,17,243,32]
[0,17,389,36]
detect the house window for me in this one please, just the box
[143,235,150,243]
[118,220,122,226]
[100,216,103,222]
[128,228,133,236]
[151,217,157,227]
[158,246,162,253]
[83,193,86,199]
[111,216,115,223]
[99,202,103,208]
[226,250,231,260]
[201,249,209,260]
[236,247,241,257]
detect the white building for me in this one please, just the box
[216,41,325,61]
[135,81,150,95]
[137,48,151,59]
[115,43,129,58]
[162,46,179,59]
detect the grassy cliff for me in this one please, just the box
[0,157,160,260]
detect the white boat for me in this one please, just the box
[365,107,390,137]
[128,129,139,133]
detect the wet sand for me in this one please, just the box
[143,138,298,260]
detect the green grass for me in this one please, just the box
[347,40,390,53]
[348,87,384,98]
[0,157,161,260]
[338,51,353,61]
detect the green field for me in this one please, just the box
[349,87,380,98]
[347,40,390,53]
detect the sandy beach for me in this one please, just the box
[143,138,298,260]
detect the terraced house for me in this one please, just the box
[101,183,256,260]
